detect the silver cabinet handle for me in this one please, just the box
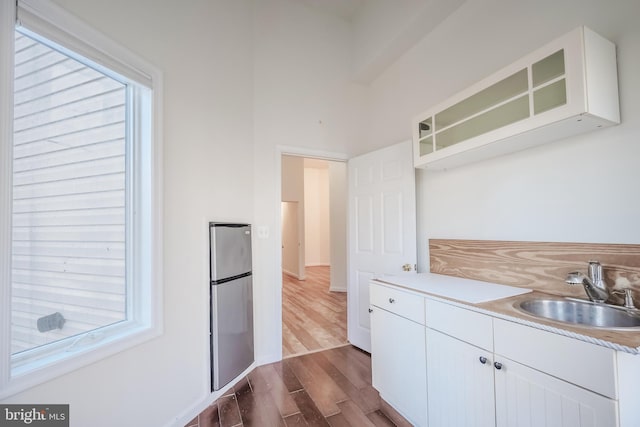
[494,362,503,370]
[389,298,395,303]
[479,356,487,364]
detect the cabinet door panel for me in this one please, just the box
[371,307,427,426]
[494,319,616,399]
[426,328,495,427]
[495,357,618,427]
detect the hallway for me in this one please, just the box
[282,266,347,357]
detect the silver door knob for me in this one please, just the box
[479,356,487,364]
[388,298,395,303]
[494,362,503,370]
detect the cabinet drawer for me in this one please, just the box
[370,282,425,325]
[425,299,493,351]
[494,318,617,399]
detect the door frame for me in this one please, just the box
[275,145,349,360]
[281,200,303,280]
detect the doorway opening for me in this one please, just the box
[281,155,348,357]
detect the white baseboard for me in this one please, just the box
[305,263,330,267]
[282,269,304,280]
[166,361,256,427]
[329,284,347,292]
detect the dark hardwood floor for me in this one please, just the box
[185,345,409,427]
[282,266,347,357]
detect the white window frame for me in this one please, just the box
[0,0,163,398]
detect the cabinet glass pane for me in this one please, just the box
[435,95,530,150]
[418,118,432,138]
[534,79,567,114]
[532,49,565,87]
[435,69,528,130]
[419,136,433,156]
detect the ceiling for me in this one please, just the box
[294,0,466,83]
[296,0,368,21]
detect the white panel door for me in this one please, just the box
[347,140,417,351]
[495,357,618,427]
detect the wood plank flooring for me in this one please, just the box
[185,345,407,427]
[282,266,347,357]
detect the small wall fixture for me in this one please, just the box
[37,312,66,332]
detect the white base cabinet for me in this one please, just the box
[495,357,618,427]
[426,299,618,427]
[370,282,427,426]
[370,280,635,427]
[427,328,617,427]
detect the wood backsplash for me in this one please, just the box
[429,239,640,305]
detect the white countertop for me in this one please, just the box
[375,272,532,303]
[373,272,640,354]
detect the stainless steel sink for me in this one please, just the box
[515,298,640,329]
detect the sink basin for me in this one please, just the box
[515,298,640,329]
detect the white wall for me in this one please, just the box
[251,0,364,365]
[3,1,255,426]
[329,161,348,292]
[366,0,640,272]
[8,1,638,426]
[281,155,305,278]
[281,202,301,277]
[304,166,330,266]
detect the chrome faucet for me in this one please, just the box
[565,260,609,303]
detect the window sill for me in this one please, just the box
[0,323,162,400]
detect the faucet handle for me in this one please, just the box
[612,288,636,309]
[587,260,602,281]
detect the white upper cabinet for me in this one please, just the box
[412,26,620,170]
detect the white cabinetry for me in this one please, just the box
[493,318,617,399]
[370,283,427,426]
[426,299,496,427]
[412,26,619,170]
[494,358,617,427]
[493,318,618,427]
[369,280,633,427]
[426,328,495,427]
[425,299,618,427]
[617,351,640,427]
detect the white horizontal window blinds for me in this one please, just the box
[11,29,127,356]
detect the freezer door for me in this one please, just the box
[210,223,252,280]
[211,275,254,390]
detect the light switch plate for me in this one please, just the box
[257,226,269,239]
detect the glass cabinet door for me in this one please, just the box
[532,49,567,115]
[436,95,530,150]
[418,118,434,156]
[435,69,528,131]
[432,69,529,150]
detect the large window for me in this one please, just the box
[1,0,162,397]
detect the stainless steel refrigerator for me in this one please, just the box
[209,222,254,391]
